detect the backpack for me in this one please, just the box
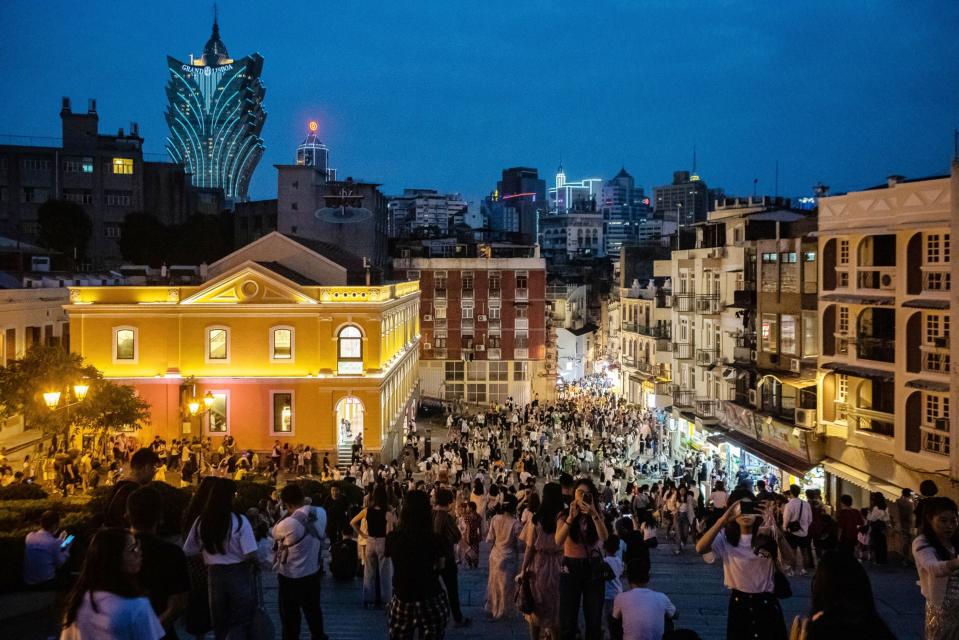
[273,508,322,570]
[329,538,358,580]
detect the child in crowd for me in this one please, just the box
[612,559,677,640]
[603,534,624,639]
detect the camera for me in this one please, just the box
[739,500,757,516]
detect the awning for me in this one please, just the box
[821,293,895,306]
[822,362,894,383]
[821,459,903,501]
[717,428,817,478]
[903,299,950,309]
[757,369,817,388]
[906,379,950,392]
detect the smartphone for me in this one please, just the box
[60,534,75,550]
[582,492,593,505]
[739,500,757,516]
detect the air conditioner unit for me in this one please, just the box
[750,349,758,361]
[476,345,485,352]
[880,273,895,290]
[795,408,815,428]
[478,315,487,321]
[790,358,801,374]
[935,417,950,430]
[748,389,758,407]
[423,314,433,321]
[423,343,432,350]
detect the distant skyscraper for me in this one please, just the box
[165,16,266,201]
[387,189,468,238]
[601,167,651,255]
[488,167,545,243]
[548,165,604,213]
[653,170,709,227]
[296,121,335,181]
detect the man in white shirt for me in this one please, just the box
[612,559,677,640]
[781,484,814,576]
[272,484,329,640]
[23,510,70,587]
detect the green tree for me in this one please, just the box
[0,345,149,439]
[119,212,171,267]
[169,214,232,265]
[37,199,93,264]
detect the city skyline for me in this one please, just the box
[2,1,957,205]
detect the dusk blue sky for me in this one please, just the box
[3,1,957,206]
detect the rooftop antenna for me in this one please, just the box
[213,2,218,26]
[774,160,779,199]
[692,145,697,174]
[752,178,758,198]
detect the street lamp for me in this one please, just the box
[73,382,89,401]
[43,390,62,409]
[188,398,201,416]
[203,391,215,410]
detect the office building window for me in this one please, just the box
[105,224,122,239]
[271,391,294,434]
[761,313,778,353]
[112,157,134,175]
[802,311,818,357]
[113,327,137,362]
[271,327,294,360]
[206,327,229,362]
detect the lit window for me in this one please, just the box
[781,315,797,355]
[114,327,136,362]
[207,327,229,361]
[206,392,228,434]
[762,253,778,263]
[112,158,134,175]
[338,325,363,374]
[761,313,779,353]
[272,392,293,434]
[272,327,293,360]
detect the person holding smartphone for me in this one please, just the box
[555,478,609,640]
[696,498,787,640]
[23,509,71,588]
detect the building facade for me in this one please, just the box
[387,189,468,239]
[653,170,710,227]
[818,171,958,502]
[165,18,266,201]
[394,243,550,405]
[619,279,672,409]
[601,167,651,256]
[65,235,420,461]
[539,199,606,259]
[549,165,603,214]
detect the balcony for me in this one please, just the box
[695,399,718,418]
[695,295,722,314]
[516,288,529,301]
[673,342,694,360]
[654,381,675,396]
[515,318,529,330]
[696,348,719,366]
[622,321,639,334]
[514,347,529,359]
[857,336,895,363]
[622,355,637,367]
[486,348,501,360]
[849,406,895,437]
[636,361,654,375]
[674,389,695,407]
[857,267,896,292]
[656,291,673,308]
[675,293,695,312]
[656,337,672,352]
[638,325,671,339]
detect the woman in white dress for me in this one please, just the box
[486,495,522,619]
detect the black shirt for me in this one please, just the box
[386,529,444,601]
[136,532,191,639]
[105,480,141,527]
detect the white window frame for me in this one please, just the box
[270,390,295,436]
[112,326,138,364]
[270,325,295,362]
[205,326,231,364]
[205,390,230,436]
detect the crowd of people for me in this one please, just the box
[11,377,959,639]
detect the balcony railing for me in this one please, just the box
[656,337,672,352]
[656,291,673,308]
[850,406,895,437]
[516,288,529,301]
[857,267,896,292]
[696,348,720,366]
[515,318,529,330]
[636,361,654,375]
[675,389,695,407]
[922,349,951,374]
[695,398,718,417]
[857,336,895,363]
[695,295,722,314]
[654,381,675,396]
[622,355,637,367]
[514,347,529,359]
[638,325,671,339]
[675,293,695,312]
[486,348,501,360]
[622,321,639,333]
[673,343,694,360]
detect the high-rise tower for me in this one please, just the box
[296,121,335,180]
[165,14,266,201]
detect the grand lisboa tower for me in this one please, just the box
[165,15,266,201]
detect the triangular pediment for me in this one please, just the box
[181,263,317,305]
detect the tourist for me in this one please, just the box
[486,493,522,619]
[788,550,894,639]
[460,501,483,569]
[272,483,329,640]
[866,492,891,565]
[127,486,190,639]
[385,490,450,639]
[781,485,813,576]
[104,447,160,527]
[182,478,258,640]
[23,509,71,588]
[61,527,165,640]
[351,482,395,609]
[433,487,470,627]
[896,488,916,566]
[602,534,624,638]
[611,559,677,640]
[696,499,787,640]
[519,482,564,640]
[674,484,697,555]
[835,494,864,556]
[913,496,959,639]
[555,478,609,640]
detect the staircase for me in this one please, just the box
[337,440,353,471]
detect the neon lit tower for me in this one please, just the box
[296,121,335,181]
[165,13,266,201]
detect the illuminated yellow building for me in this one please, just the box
[66,233,420,460]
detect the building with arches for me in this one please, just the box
[64,233,420,461]
[817,168,959,503]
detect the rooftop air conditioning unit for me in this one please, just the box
[790,358,801,374]
[478,315,487,321]
[423,314,433,321]
[748,389,758,407]
[795,408,815,428]
[476,344,485,352]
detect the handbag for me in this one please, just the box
[516,572,536,615]
[787,501,805,533]
[773,567,792,599]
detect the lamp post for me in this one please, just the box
[43,381,90,451]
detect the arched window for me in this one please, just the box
[337,325,363,374]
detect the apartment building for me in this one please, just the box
[818,169,958,503]
[619,278,672,409]
[394,242,551,405]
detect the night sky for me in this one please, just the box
[3,1,957,205]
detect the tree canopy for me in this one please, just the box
[37,199,93,264]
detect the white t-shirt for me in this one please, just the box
[604,555,624,600]
[271,506,325,579]
[61,591,164,640]
[708,490,728,509]
[612,587,676,640]
[183,514,257,565]
[705,532,774,594]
